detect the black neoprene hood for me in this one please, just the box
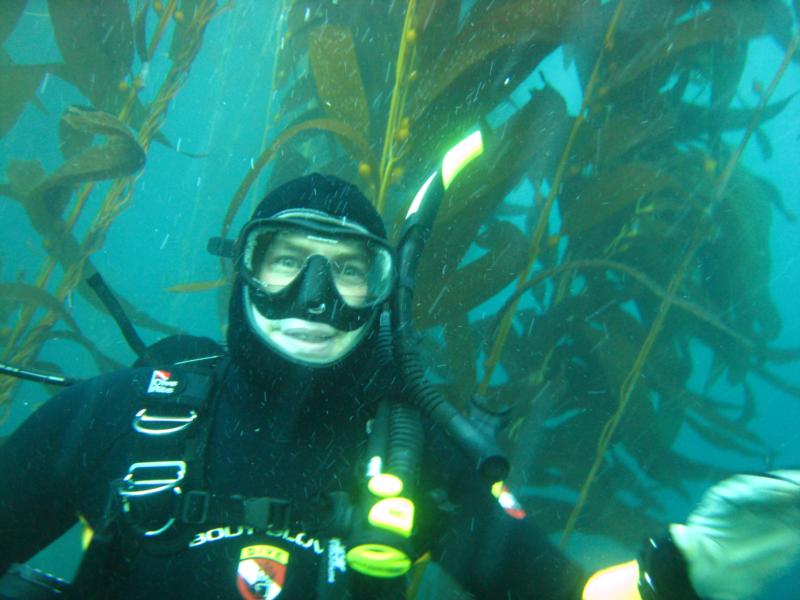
[249,173,387,240]
[227,173,388,385]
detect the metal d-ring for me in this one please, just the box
[133,408,198,435]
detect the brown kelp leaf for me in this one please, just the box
[711,41,748,113]
[4,161,180,338]
[308,25,370,143]
[754,128,774,161]
[415,0,461,69]
[31,106,145,215]
[685,391,764,446]
[132,1,150,63]
[572,99,677,168]
[415,222,529,328]
[48,0,133,111]
[410,171,508,316]
[701,167,781,340]
[442,313,478,398]
[286,1,335,39]
[759,0,796,55]
[221,117,372,239]
[579,313,647,398]
[0,64,49,139]
[517,84,572,186]
[559,162,678,237]
[0,283,80,331]
[4,159,45,199]
[677,93,796,137]
[595,309,690,452]
[608,4,768,90]
[267,144,312,191]
[169,0,209,61]
[410,31,555,163]
[406,84,569,242]
[414,0,578,111]
[684,413,764,457]
[6,160,82,262]
[29,107,145,217]
[0,0,25,44]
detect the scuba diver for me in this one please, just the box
[1,172,799,600]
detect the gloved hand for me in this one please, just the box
[670,470,800,600]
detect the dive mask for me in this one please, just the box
[235,211,396,330]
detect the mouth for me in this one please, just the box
[276,320,340,353]
[282,329,335,343]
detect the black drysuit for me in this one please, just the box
[0,360,586,599]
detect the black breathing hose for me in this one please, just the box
[392,170,509,483]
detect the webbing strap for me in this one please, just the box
[180,490,291,530]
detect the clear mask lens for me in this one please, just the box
[240,222,394,308]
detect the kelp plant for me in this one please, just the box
[230,0,800,551]
[0,0,228,419]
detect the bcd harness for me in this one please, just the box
[115,358,293,546]
[70,354,424,598]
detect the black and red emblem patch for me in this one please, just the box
[237,545,290,600]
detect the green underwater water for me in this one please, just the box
[0,1,799,596]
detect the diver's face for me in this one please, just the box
[257,232,371,307]
[249,232,371,365]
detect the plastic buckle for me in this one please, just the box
[133,408,198,435]
[118,461,187,497]
[182,490,210,525]
[244,497,291,530]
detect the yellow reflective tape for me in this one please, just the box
[240,544,290,565]
[80,515,94,550]
[582,560,642,600]
[491,480,504,498]
[406,171,436,218]
[368,497,414,538]
[346,543,412,578]
[441,130,484,189]
[368,473,404,497]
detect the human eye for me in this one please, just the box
[336,260,368,283]
[273,254,302,270]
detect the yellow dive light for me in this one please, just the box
[345,488,417,578]
[346,542,413,578]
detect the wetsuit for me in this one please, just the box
[0,360,586,599]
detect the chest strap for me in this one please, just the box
[117,360,298,542]
[179,490,291,531]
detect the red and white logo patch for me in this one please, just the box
[237,545,289,600]
[146,370,179,395]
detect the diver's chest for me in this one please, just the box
[203,419,366,501]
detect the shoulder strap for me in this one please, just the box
[68,358,227,596]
